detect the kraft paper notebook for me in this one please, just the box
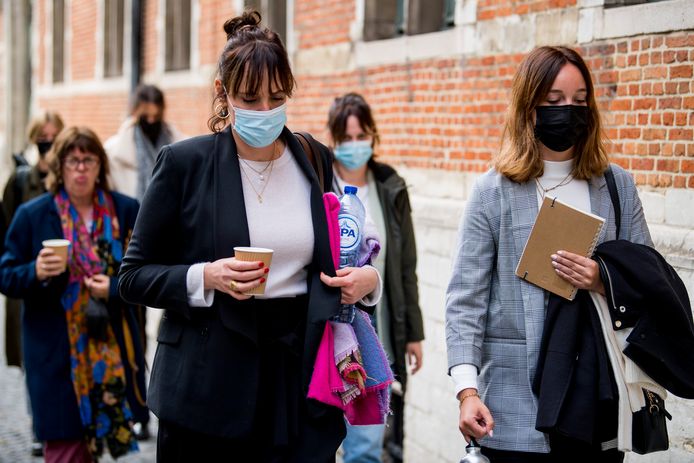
[515,196,605,301]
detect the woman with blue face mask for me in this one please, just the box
[328,93,425,463]
[117,11,382,462]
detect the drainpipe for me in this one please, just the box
[130,0,142,99]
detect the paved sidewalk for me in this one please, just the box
[0,295,157,462]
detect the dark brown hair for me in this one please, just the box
[131,84,165,114]
[45,126,111,193]
[327,93,380,148]
[495,46,608,182]
[208,10,295,132]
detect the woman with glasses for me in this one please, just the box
[0,127,147,462]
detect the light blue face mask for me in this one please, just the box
[334,140,373,170]
[231,102,287,148]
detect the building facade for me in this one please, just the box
[2,0,694,461]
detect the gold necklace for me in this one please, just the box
[237,156,272,182]
[239,156,275,203]
[236,140,279,183]
[534,172,573,199]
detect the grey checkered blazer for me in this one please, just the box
[445,164,652,452]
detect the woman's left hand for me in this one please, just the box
[552,250,604,295]
[406,341,423,375]
[320,267,378,305]
[85,274,110,300]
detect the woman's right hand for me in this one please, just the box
[458,388,495,443]
[35,248,66,281]
[203,257,269,301]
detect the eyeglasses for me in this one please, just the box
[64,156,100,170]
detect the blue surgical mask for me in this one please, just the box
[231,102,287,148]
[334,140,373,170]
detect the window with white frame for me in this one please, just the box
[52,0,65,82]
[104,0,125,77]
[363,0,455,41]
[244,0,287,44]
[165,0,192,71]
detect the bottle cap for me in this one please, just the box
[344,186,358,195]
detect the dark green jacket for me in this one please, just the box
[369,160,424,390]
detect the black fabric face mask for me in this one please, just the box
[36,141,53,156]
[534,105,589,152]
[139,117,163,143]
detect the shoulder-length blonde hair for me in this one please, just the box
[26,111,64,143]
[45,127,111,194]
[494,46,608,183]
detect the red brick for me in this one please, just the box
[669,129,694,141]
[643,128,665,141]
[620,69,642,82]
[665,35,694,48]
[682,160,694,173]
[619,128,641,139]
[631,158,654,170]
[609,99,632,111]
[658,97,682,109]
[675,112,688,126]
[671,65,693,79]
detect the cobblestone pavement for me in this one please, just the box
[0,297,346,463]
[0,295,157,462]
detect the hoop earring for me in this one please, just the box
[215,103,230,119]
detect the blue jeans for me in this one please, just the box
[342,421,386,463]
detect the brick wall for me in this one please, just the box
[294,0,354,49]
[198,0,236,66]
[142,0,158,74]
[70,0,97,81]
[38,93,129,142]
[583,34,694,188]
[36,0,45,86]
[477,0,577,19]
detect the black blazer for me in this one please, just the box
[118,126,341,438]
[595,240,694,399]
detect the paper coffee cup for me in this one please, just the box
[233,247,273,295]
[42,239,71,272]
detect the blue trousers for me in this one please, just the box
[342,421,386,463]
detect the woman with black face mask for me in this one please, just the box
[445,46,653,462]
[104,84,185,203]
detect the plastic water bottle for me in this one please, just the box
[334,185,365,323]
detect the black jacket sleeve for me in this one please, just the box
[118,146,192,317]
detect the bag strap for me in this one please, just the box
[294,131,325,193]
[604,165,621,239]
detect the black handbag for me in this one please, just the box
[86,297,110,342]
[631,388,672,454]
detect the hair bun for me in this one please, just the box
[223,10,262,40]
